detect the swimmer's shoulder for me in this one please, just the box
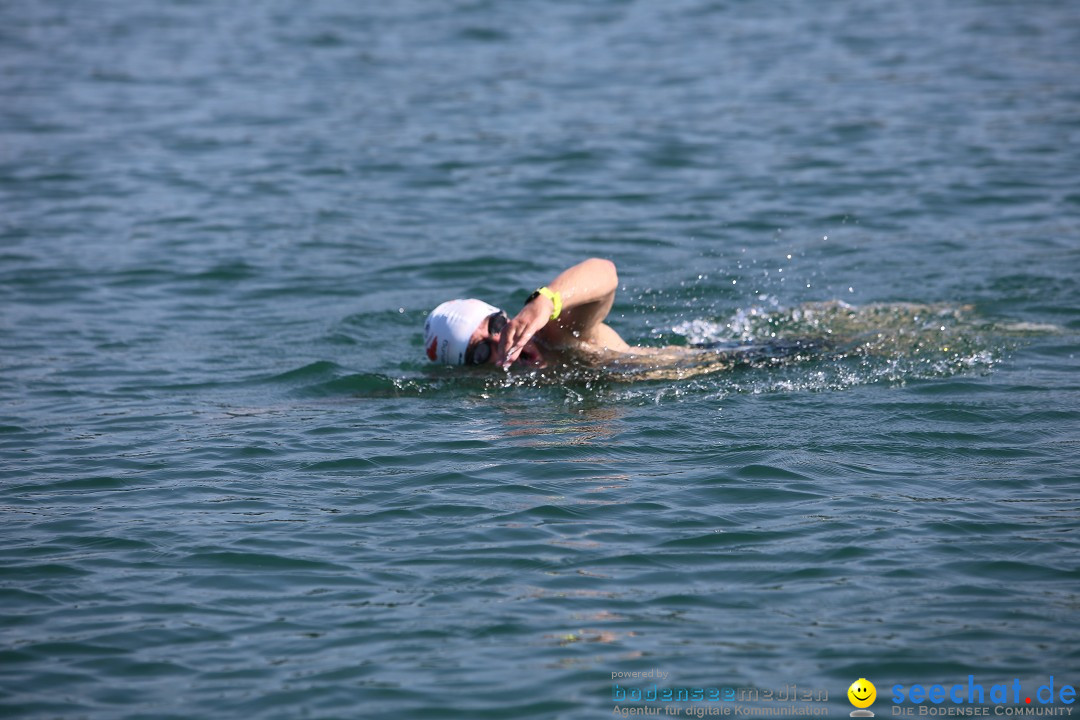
[540,321,630,354]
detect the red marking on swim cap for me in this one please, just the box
[426,338,438,361]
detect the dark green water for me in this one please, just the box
[2,1,1078,718]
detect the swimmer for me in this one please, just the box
[421,258,984,379]
[423,258,632,370]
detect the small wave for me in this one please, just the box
[300,371,456,398]
[265,361,342,384]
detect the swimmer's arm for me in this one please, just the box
[497,258,621,367]
[544,257,619,332]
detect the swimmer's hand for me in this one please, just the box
[496,295,554,369]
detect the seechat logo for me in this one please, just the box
[891,676,1076,716]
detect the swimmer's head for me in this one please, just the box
[424,298,502,365]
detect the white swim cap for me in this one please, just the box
[424,299,502,365]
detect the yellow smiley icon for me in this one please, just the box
[848,678,876,709]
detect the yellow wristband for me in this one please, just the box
[536,286,562,320]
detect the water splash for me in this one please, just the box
[634,300,1036,397]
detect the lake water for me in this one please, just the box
[2,1,1078,718]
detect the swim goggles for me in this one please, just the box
[466,311,509,365]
